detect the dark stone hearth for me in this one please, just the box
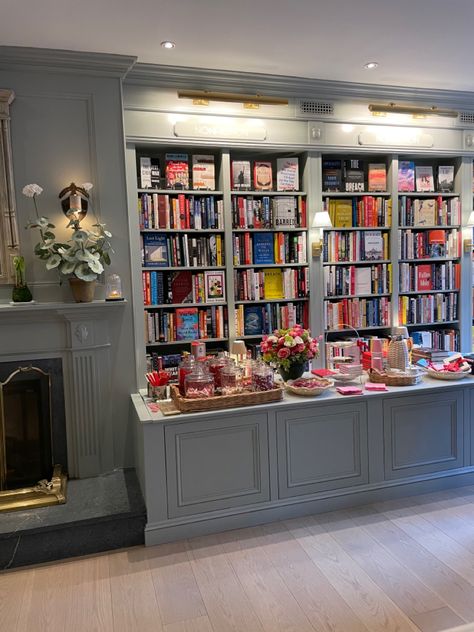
[0,469,146,570]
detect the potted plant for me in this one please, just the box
[11,255,33,302]
[23,183,112,302]
[260,325,319,381]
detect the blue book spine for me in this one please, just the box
[150,271,158,305]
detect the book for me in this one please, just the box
[415,165,435,192]
[437,165,454,192]
[343,159,365,192]
[354,267,372,294]
[263,268,284,299]
[192,155,215,190]
[368,163,387,192]
[253,233,274,264]
[331,199,353,227]
[413,198,436,225]
[150,160,160,188]
[273,196,297,227]
[253,161,273,191]
[165,153,189,189]
[428,229,446,257]
[244,306,263,335]
[204,270,225,302]
[364,231,384,260]
[143,234,169,267]
[175,307,199,340]
[170,271,193,303]
[231,160,251,190]
[140,157,152,188]
[276,157,299,191]
[416,264,432,291]
[398,161,415,192]
[322,159,342,191]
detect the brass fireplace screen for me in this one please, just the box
[0,366,67,512]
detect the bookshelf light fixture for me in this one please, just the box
[312,210,332,257]
[368,102,458,119]
[463,211,474,252]
[177,90,288,109]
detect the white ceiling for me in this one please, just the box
[2,0,474,92]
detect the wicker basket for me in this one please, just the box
[170,384,283,412]
[285,378,334,397]
[424,367,471,381]
[367,368,423,386]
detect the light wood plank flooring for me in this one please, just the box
[6,485,474,631]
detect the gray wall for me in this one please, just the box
[0,64,137,470]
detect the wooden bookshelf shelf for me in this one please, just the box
[144,302,227,309]
[146,338,229,347]
[324,293,391,300]
[234,298,308,304]
[398,192,459,197]
[326,226,391,231]
[141,228,225,234]
[138,189,224,195]
[323,191,391,197]
[323,260,391,266]
[142,266,226,271]
[232,227,307,232]
[230,190,305,196]
[399,290,459,296]
[234,263,307,269]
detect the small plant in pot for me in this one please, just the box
[23,183,112,302]
[11,255,33,302]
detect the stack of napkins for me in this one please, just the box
[336,386,363,395]
[365,383,388,392]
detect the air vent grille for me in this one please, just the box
[460,111,474,125]
[298,99,334,118]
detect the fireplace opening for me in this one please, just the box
[0,359,67,512]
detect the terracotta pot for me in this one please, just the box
[68,278,96,303]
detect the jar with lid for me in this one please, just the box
[208,352,228,390]
[184,364,215,399]
[178,353,195,395]
[252,361,275,392]
[220,363,242,395]
[239,358,255,390]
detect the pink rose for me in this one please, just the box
[307,351,314,359]
[260,342,268,353]
[296,344,305,353]
[277,347,290,359]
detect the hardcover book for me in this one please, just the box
[413,198,436,226]
[343,159,365,192]
[143,233,169,267]
[368,163,387,192]
[263,268,284,299]
[170,271,193,303]
[139,157,152,189]
[364,231,384,260]
[192,155,215,190]
[273,196,297,227]
[428,229,446,257]
[244,306,264,335]
[150,160,161,188]
[175,307,199,340]
[331,199,353,228]
[398,161,415,192]
[204,270,226,302]
[322,159,342,191]
[165,153,189,189]
[231,160,251,190]
[253,161,273,191]
[415,165,435,192]
[437,165,454,192]
[354,267,372,294]
[276,157,299,191]
[253,233,274,264]
[416,264,432,291]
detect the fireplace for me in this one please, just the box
[0,358,67,511]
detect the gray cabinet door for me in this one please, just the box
[276,402,369,498]
[165,412,270,518]
[383,390,464,480]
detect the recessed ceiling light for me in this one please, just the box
[161,41,176,49]
[364,61,378,70]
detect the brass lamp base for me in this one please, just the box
[0,464,67,513]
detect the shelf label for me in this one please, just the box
[174,118,266,141]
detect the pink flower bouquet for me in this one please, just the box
[260,325,319,371]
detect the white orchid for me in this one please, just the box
[81,182,93,192]
[22,183,43,198]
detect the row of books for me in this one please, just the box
[398,196,460,227]
[233,267,309,301]
[138,193,224,230]
[399,262,460,293]
[142,270,226,306]
[411,329,459,351]
[398,229,459,260]
[324,197,391,228]
[232,232,307,266]
[147,352,182,380]
[323,230,389,262]
[235,302,309,337]
[322,160,387,192]
[398,162,455,193]
[142,233,225,268]
[145,305,228,343]
[325,336,390,365]
[231,195,306,229]
[324,263,391,297]
[325,297,391,330]
[398,293,458,324]
[231,157,299,192]
[139,154,216,190]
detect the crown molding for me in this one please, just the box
[126,62,474,109]
[0,47,137,78]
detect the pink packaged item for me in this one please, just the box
[365,383,388,392]
[336,386,363,395]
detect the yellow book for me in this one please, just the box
[216,235,222,266]
[333,200,353,227]
[386,199,392,227]
[263,268,284,299]
[388,263,392,292]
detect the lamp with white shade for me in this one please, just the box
[311,210,332,257]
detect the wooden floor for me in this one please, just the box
[5,486,474,631]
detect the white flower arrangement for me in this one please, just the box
[24,183,112,282]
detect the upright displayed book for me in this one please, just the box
[276,158,299,191]
[165,153,189,189]
[192,155,215,190]
[143,234,169,267]
[413,198,436,225]
[415,166,435,192]
[364,231,384,261]
[170,271,193,303]
[175,307,199,340]
[253,233,274,264]
[253,161,272,191]
[231,160,251,190]
[322,159,342,191]
[263,268,284,299]
[398,161,415,192]
[437,165,454,192]
[343,160,365,192]
[273,197,297,227]
[368,163,387,192]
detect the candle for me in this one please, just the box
[69,193,82,212]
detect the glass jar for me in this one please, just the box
[105,274,123,301]
[220,364,242,395]
[239,358,255,390]
[252,362,275,392]
[208,352,228,390]
[178,353,195,395]
[184,364,215,399]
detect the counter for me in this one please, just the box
[132,375,474,545]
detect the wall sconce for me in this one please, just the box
[368,102,458,119]
[312,210,332,257]
[177,90,288,109]
[463,211,474,252]
[58,182,92,224]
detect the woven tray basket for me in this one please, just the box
[367,368,423,386]
[285,378,334,397]
[424,367,471,381]
[170,384,283,413]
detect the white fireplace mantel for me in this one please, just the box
[0,300,126,478]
